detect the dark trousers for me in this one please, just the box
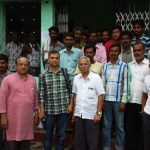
[75,117,100,150]
[6,141,30,150]
[0,127,5,150]
[125,103,144,150]
[143,112,150,150]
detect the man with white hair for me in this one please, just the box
[72,56,105,150]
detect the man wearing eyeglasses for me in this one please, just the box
[0,57,38,150]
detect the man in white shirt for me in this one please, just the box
[142,75,150,150]
[72,56,105,150]
[126,42,150,150]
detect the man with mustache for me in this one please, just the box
[119,31,135,63]
[102,43,129,150]
[125,42,150,150]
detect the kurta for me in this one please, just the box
[0,73,38,141]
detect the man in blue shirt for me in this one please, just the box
[59,32,82,81]
[102,43,130,150]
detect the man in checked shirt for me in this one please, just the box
[39,50,73,150]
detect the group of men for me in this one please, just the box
[0,19,150,150]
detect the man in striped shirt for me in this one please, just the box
[102,43,130,150]
[39,50,73,150]
[131,19,150,59]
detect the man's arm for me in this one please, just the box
[1,113,8,129]
[72,94,76,123]
[0,79,10,129]
[38,74,46,120]
[120,64,130,111]
[38,103,45,120]
[66,96,73,113]
[142,92,148,112]
[94,95,103,123]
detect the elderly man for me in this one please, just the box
[126,42,150,150]
[0,56,38,150]
[72,56,105,150]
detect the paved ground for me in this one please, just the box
[31,142,73,150]
[31,127,116,150]
[31,128,74,150]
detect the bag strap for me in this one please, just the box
[61,68,70,88]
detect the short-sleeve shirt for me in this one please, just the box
[72,71,105,120]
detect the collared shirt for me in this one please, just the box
[143,75,150,115]
[39,68,71,115]
[94,44,107,63]
[129,59,150,104]
[0,73,38,141]
[119,47,135,63]
[6,41,24,72]
[72,71,105,120]
[102,60,130,103]
[59,47,82,80]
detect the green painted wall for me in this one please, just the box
[41,0,54,44]
[0,1,6,54]
[41,0,54,71]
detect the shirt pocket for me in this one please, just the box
[87,87,96,99]
[70,59,78,68]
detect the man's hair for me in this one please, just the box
[109,43,121,52]
[64,32,74,39]
[48,26,59,33]
[48,50,60,58]
[74,27,83,33]
[78,56,91,65]
[100,28,110,35]
[84,44,96,54]
[121,31,132,39]
[132,19,145,28]
[133,41,145,49]
[111,25,122,32]
[16,56,29,65]
[89,30,97,35]
[0,54,8,62]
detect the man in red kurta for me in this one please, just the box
[0,57,39,150]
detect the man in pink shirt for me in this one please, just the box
[88,31,107,63]
[105,25,122,61]
[0,57,39,150]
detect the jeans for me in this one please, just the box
[103,101,125,150]
[143,112,150,150]
[44,113,68,150]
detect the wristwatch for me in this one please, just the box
[97,111,102,116]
